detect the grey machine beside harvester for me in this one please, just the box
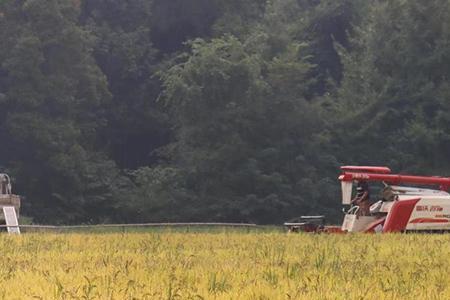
[0,174,20,220]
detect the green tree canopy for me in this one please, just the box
[0,0,125,223]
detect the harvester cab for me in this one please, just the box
[0,174,21,219]
[339,166,450,233]
[286,166,450,233]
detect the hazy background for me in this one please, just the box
[0,0,449,224]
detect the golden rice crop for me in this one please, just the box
[0,232,449,299]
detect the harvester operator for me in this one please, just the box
[351,180,370,216]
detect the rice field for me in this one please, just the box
[1,232,450,299]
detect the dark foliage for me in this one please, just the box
[0,0,447,224]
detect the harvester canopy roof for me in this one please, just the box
[340,166,391,174]
[339,166,450,191]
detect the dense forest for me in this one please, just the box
[1,0,450,224]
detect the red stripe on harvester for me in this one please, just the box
[409,218,449,224]
[383,198,420,233]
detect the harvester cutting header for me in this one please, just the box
[287,166,450,233]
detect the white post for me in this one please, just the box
[3,206,20,234]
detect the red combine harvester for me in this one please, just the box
[285,166,450,233]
